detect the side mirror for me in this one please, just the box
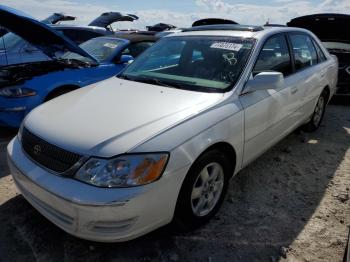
[244,72,284,93]
[117,55,134,64]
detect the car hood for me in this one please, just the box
[146,23,176,32]
[0,5,97,62]
[25,78,224,157]
[89,12,138,29]
[287,13,350,42]
[192,18,238,27]
[42,13,76,25]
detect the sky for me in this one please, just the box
[2,0,350,29]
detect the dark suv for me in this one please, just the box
[288,14,350,95]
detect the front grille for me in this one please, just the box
[21,127,82,173]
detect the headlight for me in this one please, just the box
[0,86,37,98]
[75,153,169,188]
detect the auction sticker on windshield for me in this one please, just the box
[104,43,118,49]
[210,42,243,51]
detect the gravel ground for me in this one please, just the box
[0,104,349,262]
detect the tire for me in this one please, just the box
[173,150,232,231]
[302,89,328,132]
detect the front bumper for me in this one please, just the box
[0,95,41,127]
[7,137,187,242]
[0,107,26,127]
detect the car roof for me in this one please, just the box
[169,24,313,40]
[288,13,350,23]
[111,32,160,43]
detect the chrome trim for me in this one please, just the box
[346,66,350,75]
[0,106,26,112]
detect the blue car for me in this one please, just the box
[0,11,139,66]
[0,6,158,127]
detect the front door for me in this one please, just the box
[239,33,302,166]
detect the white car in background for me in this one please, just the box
[7,24,338,242]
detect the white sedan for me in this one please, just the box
[7,24,338,242]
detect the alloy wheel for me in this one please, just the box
[191,162,224,217]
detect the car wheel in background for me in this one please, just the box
[302,89,328,132]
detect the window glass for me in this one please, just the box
[290,34,318,71]
[62,37,125,62]
[120,36,255,92]
[122,42,154,58]
[313,40,327,62]
[0,33,25,50]
[59,29,103,44]
[253,35,292,76]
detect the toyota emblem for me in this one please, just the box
[33,145,41,156]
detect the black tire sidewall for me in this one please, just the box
[303,90,328,132]
[173,150,232,231]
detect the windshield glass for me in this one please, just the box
[119,36,255,92]
[323,42,350,52]
[62,37,126,63]
[0,32,25,50]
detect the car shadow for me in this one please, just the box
[0,106,349,261]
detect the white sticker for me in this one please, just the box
[104,43,118,49]
[210,42,243,51]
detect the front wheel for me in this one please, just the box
[173,150,231,231]
[302,90,328,132]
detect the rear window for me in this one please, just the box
[313,40,327,62]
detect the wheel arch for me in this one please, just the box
[44,84,80,102]
[323,85,331,103]
[195,141,237,177]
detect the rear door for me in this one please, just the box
[240,33,302,166]
[288,33,323,118]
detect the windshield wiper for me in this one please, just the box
[118,74,222,92]
[135,76,194,89]
[140,78,181,88]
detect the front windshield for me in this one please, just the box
[120,36,255,92]
[62,37,126,63]
[323,42,350,52]
[0,32,25,50]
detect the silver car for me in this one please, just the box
[7,24,338,242]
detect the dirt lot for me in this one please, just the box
[0,104,349,262]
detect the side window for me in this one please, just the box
[122,42,154,58]
[290,34,318,71]
[313,40,327,62]
[253,34,292,76]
